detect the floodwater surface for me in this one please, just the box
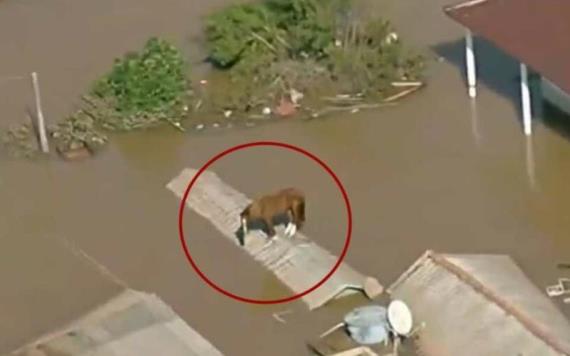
[1,0,570,355]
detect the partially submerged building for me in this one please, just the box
[443,0,570,136]
[387,251,570,356]
[9,288,224,356]
[167,168,383,310]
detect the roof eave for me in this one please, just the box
[443,0,490,13]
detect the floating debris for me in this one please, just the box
[383,85,423,103]
[391,81,423,88]
[223,110,232,118]
[168,120,185,132]
[212,122,220,128]
[195,124,205,131]
[272,309,293,324]
[275,97,296,117]
[262,107,272,115]
[546,278,570,297]
[289,88,304,105]
[194,99,203,111]
[384,32,399,45]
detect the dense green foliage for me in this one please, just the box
[204,4,282,68]
[265,0,349,58]
[202,0,425,112]
[91,37,191,129]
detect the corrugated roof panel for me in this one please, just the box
[10,289,225,356]
[388,252,570,356]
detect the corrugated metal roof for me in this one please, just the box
[443,0,570,95]
[9,289,224,356]
[167,168,383,310]
[388,251,570,356]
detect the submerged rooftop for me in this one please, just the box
[444,0,570,94]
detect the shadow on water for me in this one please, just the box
[432,36,546,131]
[541,101,570,140]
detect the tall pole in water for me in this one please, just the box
[31,71,50,153]
[465,29,477,98]
[520,63,533,136]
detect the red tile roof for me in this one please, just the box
[444,0,570,94]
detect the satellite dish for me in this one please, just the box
[387,300,413,336]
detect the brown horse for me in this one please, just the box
[238,188,305,246]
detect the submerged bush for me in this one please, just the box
[205,0,347,68]
[49,111,108,153]
[265,0,349,59]
[325,18,425,95]
[202,0,426,112]
[1,124,41,159]
[204,3,283,68]
[91,37,191,130]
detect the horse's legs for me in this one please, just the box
[284,209,295,237]
[295,200,305,229]
[287,204,301,238]
[264,218,276,239]
[284,223,295,237]
[288,222,297,237]
[241,217,248,235]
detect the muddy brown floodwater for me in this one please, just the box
[1,0,570,355]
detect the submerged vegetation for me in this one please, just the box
[90,37,192,131]
[200,0,425,115]
[1,0,426,161]
[49,110,108,155]
[1,124,41,159]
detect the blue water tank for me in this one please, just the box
[343,305,390,345]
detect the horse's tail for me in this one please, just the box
[293,198,305,227]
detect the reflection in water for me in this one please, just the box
[469,98,482,146]
[525,135,538,192]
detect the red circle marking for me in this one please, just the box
[178,141,352,305]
